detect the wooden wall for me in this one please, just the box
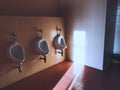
[0,16,65,88]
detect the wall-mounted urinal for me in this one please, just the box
[35,29,49,63]
[53,26,67,56]
[8,32,25,73]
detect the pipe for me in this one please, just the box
[16,64,22,73]
[11,32,16,43]
[40,55,46,63]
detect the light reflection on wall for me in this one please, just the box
[73,30,86,65]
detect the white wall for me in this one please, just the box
[60,0,107,70]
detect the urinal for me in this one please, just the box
[35,29,49,63]
[35,39,49,56]
[53,26,67,56]
[8,32,25,73]
[53,35,67,50]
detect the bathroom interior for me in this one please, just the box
[0,0,120,90]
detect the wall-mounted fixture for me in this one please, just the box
[35,29,49,63]
[53,26,67,56]
[8,32,25,73]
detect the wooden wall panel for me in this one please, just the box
[0,16,65,88]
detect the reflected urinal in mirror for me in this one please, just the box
[8,32,25,73]
[53,26,67,56]
[35,29,49,63]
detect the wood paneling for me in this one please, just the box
[0,16,65,88]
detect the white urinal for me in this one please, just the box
[53,26,67,56]
[35,39,49,56]
[8,32,25,73]
[9,42,25,64]
[35,29,49,63]
[53,35,67,50]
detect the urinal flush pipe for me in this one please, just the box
[56,26,61,36]
[11,32,17,43]
[37,29,43,39]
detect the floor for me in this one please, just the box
[1,61,120,90]
[72,65,120,90]
[1,61,72,90]
[53,61,84,90]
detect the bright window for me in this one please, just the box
[73,30,86,64]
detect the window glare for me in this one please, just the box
[73,30,86,64]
